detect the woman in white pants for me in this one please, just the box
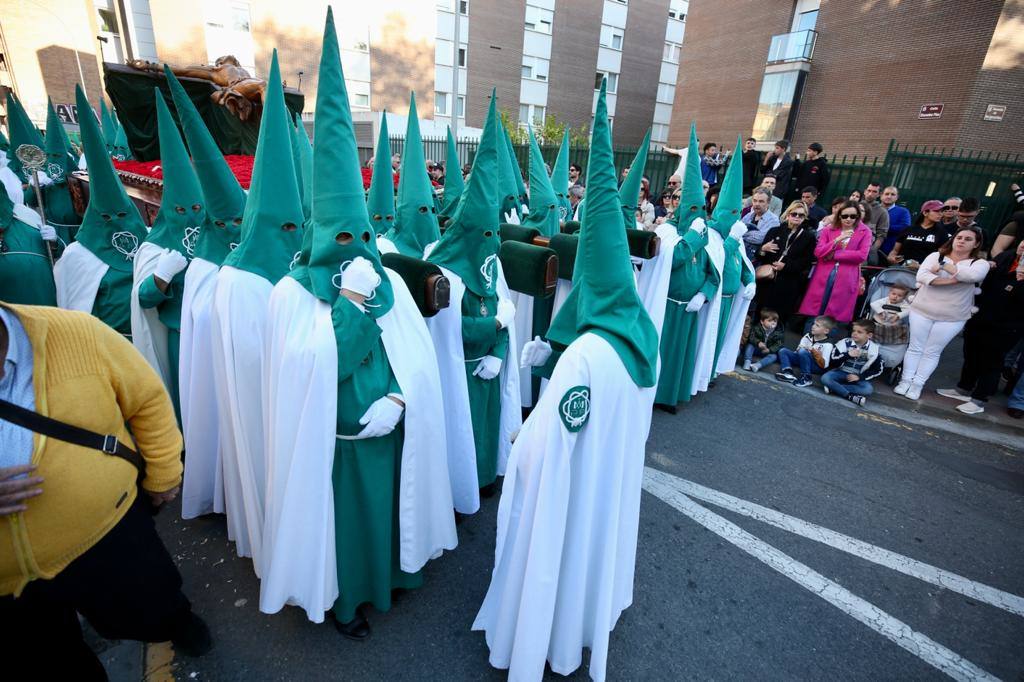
[896,226,989,400]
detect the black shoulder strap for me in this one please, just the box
[0,398,142,472]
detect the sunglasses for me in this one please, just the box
[840,213,859,220]
[942,205,958,210]
[789,212,806,218]
[671,194,681,199]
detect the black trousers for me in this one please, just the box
[957,322,1022,402]
[0,496,192,680]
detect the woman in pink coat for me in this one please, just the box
[798,200,872,322]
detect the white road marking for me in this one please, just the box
[642,471,999,681]
[644,467,1024,618]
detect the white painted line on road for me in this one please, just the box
[642,472,1000,682]
[644,467,1024,619]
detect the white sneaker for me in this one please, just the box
[893,381,911,396]
[743,360,752,371]
[937,388,972,401]
[905,383,923,400]
[956,400,985,415]
[750,363,762,373]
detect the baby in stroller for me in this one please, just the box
[863,273,915,383]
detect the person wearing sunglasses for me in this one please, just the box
[655,190,682,226]
[798,200,873,324]
[940,197,961,229]
[755,201,818,324]
[887,200,952,269]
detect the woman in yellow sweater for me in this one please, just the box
[0,303,211,675]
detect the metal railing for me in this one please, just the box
[766,30,817,64]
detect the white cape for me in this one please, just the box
[636,222,682,340]
[130,242,173,388]
[0,165,23,206]
[509,291,535,408]
[424,263,522,515]
[260,272,457,622]
[179,257,225,519]
[689,229,725,396]
[473,333,653,682]
[715,226,755,375]
[210,265,273,570]
[53,242,107,314]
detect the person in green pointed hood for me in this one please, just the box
[474,77,664,682]
[618,128,651,229]
[438,126,464,222]
[289,112,313,224]
[100,100,116,154]
[425,91,521,505]
[261,7,458,637]
[129,88,207,419]
[550,128,572,225]
[386,93,440,258]
[494,108,522,222]
[0,174,58,306]
[5,92,45,184]
[651,122,719,410]
[366,115,396,237]
[521,127,559,238]
[110,116,133,161]
[504,127,528,208]
[29,98,82,243]
[207,49,306,568]
[52,84,147,338]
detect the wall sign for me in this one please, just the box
[919,103,943,119]
[983,104,1006,122]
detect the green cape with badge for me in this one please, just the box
[387,93,441,257]
[36,98,82,237]
[0,178,57,306]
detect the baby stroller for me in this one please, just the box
[859,266,918,386]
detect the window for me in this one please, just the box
[519,104,545,127]
[663,42,681,63]
[611,0,627,4]
[796,9,818,32]
[231,1,251,32]
[594,71,618,93]
[97,8,119,33]
[349,40,369,52]
[353,93,370,107]
[460,0,468,15]
[524,4,553,34]
[435,92,449,116]
[458,46,467,67]
[600,25,624,50]
[668,0,686,20]
[457,95,465,118]
[522,55,550,81]
[652,123,670,142]
[656,82,675,104]
[751,71,800,141]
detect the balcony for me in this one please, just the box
[766,30,817,65]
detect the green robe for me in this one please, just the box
[714,238,753,366]
[0,219,57,306]
[94,267,134,338]
[331,298,421,623]
[460,289,508,488]
[137,272,184,420]
[655,228,720,405]
[26,184,80,244]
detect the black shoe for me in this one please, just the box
[654,402,678,414]
[172,613,213,657]
[480,482,498,499]
[1008,407,1024,419]
[775,370,797,383]
[334,608,371,641]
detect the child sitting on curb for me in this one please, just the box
[743,308,785,372]
[822,319,884,406]
[776,315,836,387]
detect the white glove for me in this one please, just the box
[519,335,552,368]
[690,217,707,236]
[495,298,516,329]
[742,282,756,300]
[504,209,521,225]
[729,220,747,240]
[685,292,707,312]
[154,250,189,282]
[356,395,404,438]
[341,256,381,297]
[473,355,502,380]
[39,224,58,242]
[33,171,54,188]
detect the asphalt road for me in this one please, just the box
[154,373,1024,680]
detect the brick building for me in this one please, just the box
[668,0,1024,157]
[1,0,691,148]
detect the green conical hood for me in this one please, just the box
[551,128,572,223]
[0,128,9,153]
[618,127,650,228]
[495,115,520,220]
[289,113,313,223]
[5,92,45,182]
[520,126,559,237]
[710,133,745,237]
[388,93,440,257]
[146,88,205,257]
[111,116,132,160]
[504,127,528,206]
[545,79,658,388]
[223,50,304,284]
[366,114,395,236]
[291,7,393,315]
[439,126,464,219]
[676,122,707,232]
[74,84,148,272]
[165,65,244,264]
[44,98,75,184]
[100,100,116,151]
[428,91,500,297]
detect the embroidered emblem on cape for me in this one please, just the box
[289,251,301,270]
[111,231,139,260]
[480,253,497,288]
[558,205,569,221]
[47,163,65,182]
[182,226,199,256]
[559,385,590,433]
